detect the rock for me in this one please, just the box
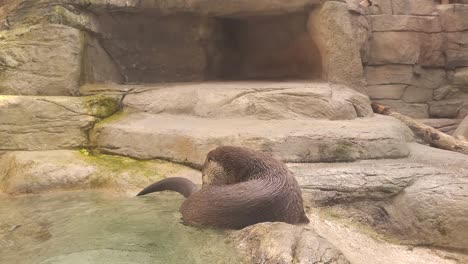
[369,32,420,65]
[86,0,323,16]
[122,82,373,120]
[388,174,468,250]
[0,150,199,194]
[90,112,413,165]
[370,15,442,33]
[81,34,124,84]
[453,115,468,140]
[0,95,120,150]
[429,99,463,118]
[365,65,447,90]
[391,0,436,15]
[0,24,83,95]
[419,118,462,135]
[418,33,446,67]
[433,85,460,101]
[373,100,429,118]
[367,0,393,15]
[309,1,367,92]
[401,86,433,103]
[290,160,457,206]
[97,13,208,83]
[367,85,406,100]
[307,209,460,264]
[453,67,468,87]
[437,4,468,32]
[446,32,468,68]
[228,222,350,264]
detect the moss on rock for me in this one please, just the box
[82,95,121,118]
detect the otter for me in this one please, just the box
[137,146,309,229]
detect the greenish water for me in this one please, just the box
[0,191,242,264]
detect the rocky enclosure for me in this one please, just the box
[1,0,468,264]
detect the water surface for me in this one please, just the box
[0,191,241,264]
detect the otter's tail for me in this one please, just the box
[136,177,199,198]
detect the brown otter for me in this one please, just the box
[137,146,309,229]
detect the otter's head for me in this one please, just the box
[201,146,279,185]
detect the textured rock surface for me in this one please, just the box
[0,24,83,95]
[0,95,120,150]
[294,143,468,251]
[437,4,468,32]
[365,65,447,90]
[0,150,199,194]
[453,115,468,140]
[291,161,459,206]
[309,1,367,92]
[90,113,413,165]
[123,82,373,120]
[370,15,442,33]
[367,85,406,100]
[373,100,429,118]
[419,118,462,135]
[401,86,433,103]
[429,99,463,118]
[391,0,436,16]
[446,32,468,68]
[228,222,350,264]
[388,175,468,250]
[308,210,461,264]
[369,32,420,65]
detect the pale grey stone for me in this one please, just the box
[90,113,413,165]
[122,82,373,120]
[0,95,120,150]
[0,150,199,194]
[402,86,433,103]
[367,85,407,100]
[0,24,82,95]
[228,223,350,264]
[391,0,436,15]
[374,100,429,118]
[429,99,463,118]
[437,4,468,31]
[370,15,442,33]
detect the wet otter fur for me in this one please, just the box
[137,146,309,229]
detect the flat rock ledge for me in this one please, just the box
[0,95,120,150]
[291,143,468,251]
[84,82,373,120]
[90,113,413,165]
[228,222,350,264]
[0,150,200,194]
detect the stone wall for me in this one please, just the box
[364,1,468,119]
[0,0,369,94]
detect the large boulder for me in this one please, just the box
[0,150,199,194]
[122,82,373,120]
[290,160,459,206]
[388,175,468,250]
[90,112,413,165]
[0,24,83,95]
[0,95,120,150]
[309,1,367,92]
[228,222,350,264]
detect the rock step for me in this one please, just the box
[0,95,120,151]
[90,112,413,165]
[81,81,373,120]
[0,150,199,194]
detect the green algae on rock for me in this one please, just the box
[0,150,200,194]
